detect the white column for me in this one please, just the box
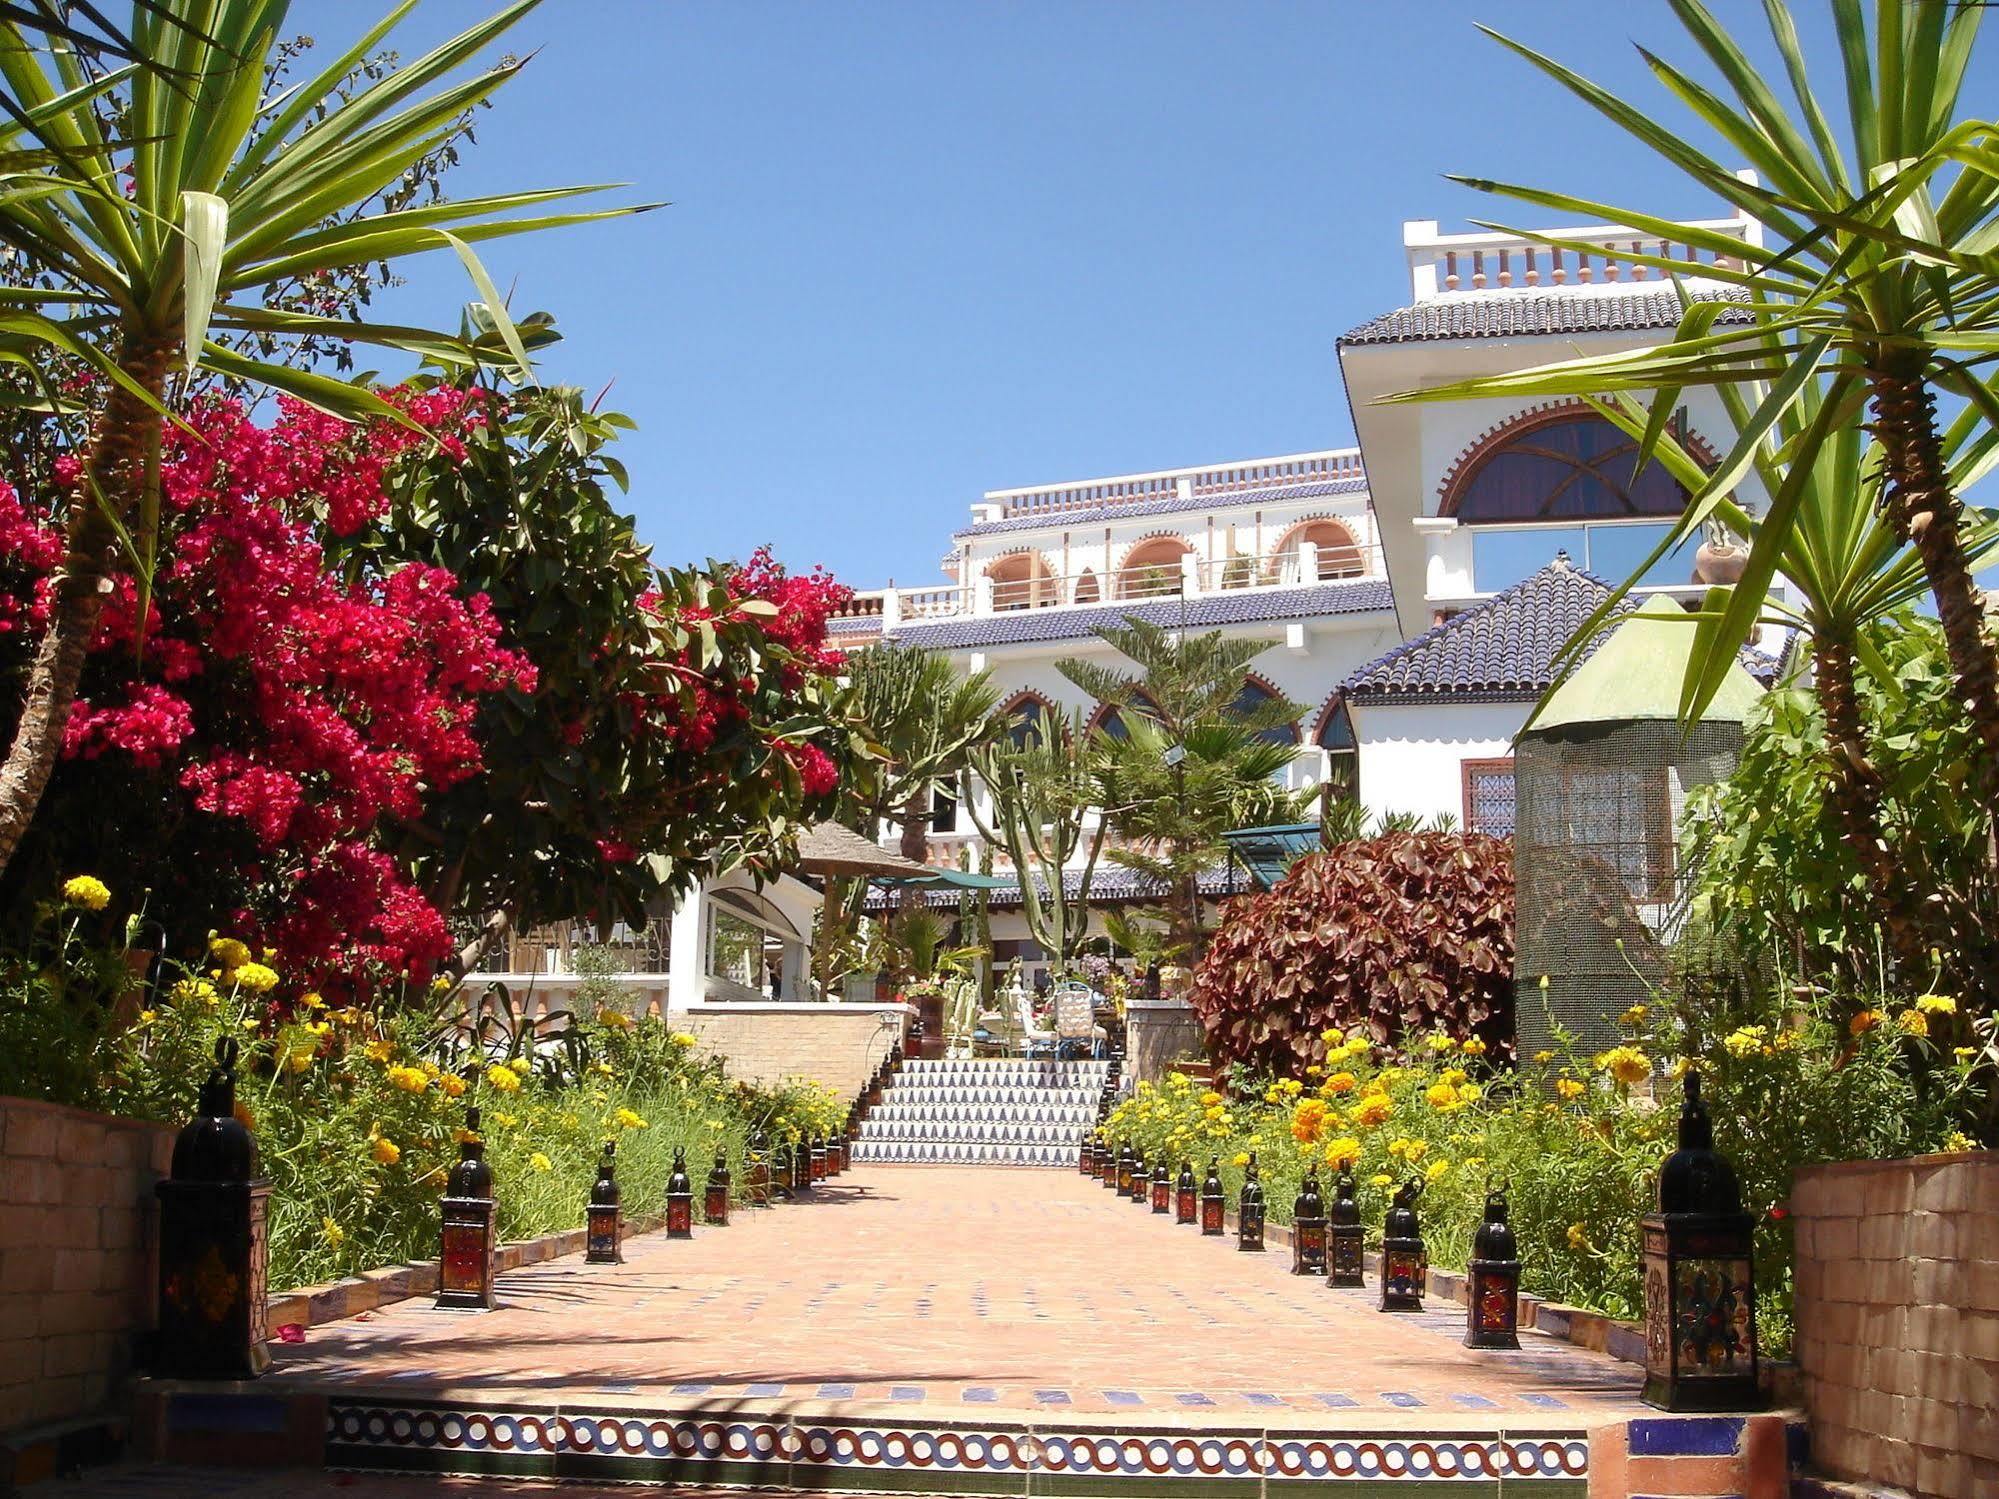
[1180,550,1202,597]
[881,587,901,632]
[1298,539,1319,584]
[667,887,706,1010]
[974,575,995,614]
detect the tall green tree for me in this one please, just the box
[1060,620,1306,961]
[1390,0,1999,807]
[0,0,651,875]
[964,709,1108,969]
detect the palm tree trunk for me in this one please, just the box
[898,786,930,912]
[1815,632,1930,983]
[0,335,176,876]
[1869,359,1999,814]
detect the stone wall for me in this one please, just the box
[1791,1151,1999,1499]
[1124,999,1205,1086]
[671,1002,911,1099]
[0,1096,174,1437]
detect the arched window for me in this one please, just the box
[985,551,1057,611]
[1272,518,1365,580]
[1117,536,1191,599]
[1445,412,1688,523]
[1071,569,1101,606]
[1231,678,1300,746]
[1001,692,1056,749]
[1316,695,1358,803]
[1089,693,1161,742]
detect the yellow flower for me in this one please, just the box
[208,936,251,970]
[1461,1037,1488,1057]
[170,977,220,1007]
[598,1006,633,1030]
[439,1074,467,1098]
[1425,1159,1450,1184]
[1425,1082,1458,1110]
[1368,1173,1393,1188]
[1849,1009,1886,1036]
[232,961,279,995]
[1323,1071,1357,1095]
[1566,1222,1591,1251]
[1230,1152,1250,1168]
[508,1057,531,1075]
[1200,1090,1223,1107]
[386,1065,429,1094]
[1532,1050,1554,1065]
[1556,1078,1585,1101]
[669,1032,698,1048]
[1942,1131,1976,1153]
[613,1107,648,1130]
[1352,1094,1393,1129]
[1724,1026,1767,1059]
[529,1152,553,1172]
[1594,1046,1651,1086]
[431,975,454,994]
[363,1039,394,1064]
[370,1137,401,1166]
[1322,1136,1361,1170]
[299,992,325,1011]
[1304,1064,1322,1077]
[61,875,110,911]
[1914,994,1956,1015]
[1895,1010,1929,1038]
[1955,1047,1978,1062]
[321,1217,344,1248]
[1425,1033,1457,1053]
[483,1063,522,1093]
[138,1008,157,1025]
[1620,1004,1649,1028]
[1386,1136,1427,1162]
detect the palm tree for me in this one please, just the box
[1389,0,1999,808]
[839,643,1003,861]
[0,0,652,873]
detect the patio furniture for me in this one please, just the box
[1015,984,1057,1058]
[943,976,980,1058]
[1054,983,1104,1059]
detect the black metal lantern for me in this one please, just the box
[153,1038,272,1377]
[704,1150,731,1225]
[1200,1157,1226,1235]
[1465,1188,1520,1349]
[585,1141,623,1264]
[1642,1071,1762,1411]
[437,1105,497,1310]
[1129,1150,1150,1203]
[1115,1143,1136,1196]
[666,1146,695,1238]
[786,1137,809,1197]
[1236,1153,1265,1251]
[1379,1178,1426,1312]
[1175,1160,1197,1224]
[1099,1139,1117,1187]
[1079,1134,1095,1175]
[809,1133,828,1182]
[1291,1169,1328,1276]
[1150,1158,1170,1213]
[1327,1168,1365,1288]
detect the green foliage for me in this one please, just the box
[1191,832,1515,1074]
[966,708,1105,965]
[0,893,139,1105]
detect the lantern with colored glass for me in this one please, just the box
[1641,1071,1762,1412]
[1149,1158,1170,1213]
[666,1146,695,1238]
[809,1134,828,1182]
[705,1150,731,1225]
[1099,1140,1118,1188]
[1465,1188,1520,1349]
[1327,1169,1365,1288]
[1175,1160,1197,1224]
[1236,1153,1265,1251]
[436,1105,497,1310]
[1379,1178,1426,1312]
[1079,1134,1095,1175]
[153,1037,272,1377]
[585,1141,623,1264]
[1200,1158,1226,1235]
[1291,1169,1328,1276]
[1115,1143,1136,1196]
[1129,1150,1150,1204]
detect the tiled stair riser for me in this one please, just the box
[324,1400,1590,1495]
[859,1059,1108,1171]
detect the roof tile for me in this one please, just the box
[1339,285,1751,346]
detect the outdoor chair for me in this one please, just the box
[943,976,980,1058]
[1053,983,1103,1059]
[1014,985,1057,1058]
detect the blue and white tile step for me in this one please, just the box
[856,1057,1105,1169]
[867,1104,1096,1125]
[860,1120,1085,1145]
[850,1140,1084,1166]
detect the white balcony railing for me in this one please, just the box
[977,447,1364,524]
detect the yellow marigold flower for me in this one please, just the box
[1566,1222,1591,1251]
[1849,1009,1886,1036]
[370,1137,401,1166]
[300,992,325,1011]
[529,1152,553,1172]
[138,1008,156,1025]
[483,1063,522,1093]
[1457,1083,1481,1103]
[1280,1078,1303,1096]
[1914,994,1956,1015]
[1895,1010,1929,1038]
[1724,1026,1767,1059]
[61,875,110,911]
[362,1039,394,1063]
[1556,1078,1585,1101]
[1368,1173,1393,1188]
[1595,1046,1651,1086]
[598,1007,633,1030]
[208,936,251,970]
[1199,1090,1223,1107]
[1462,1037,1488,1057]
[439,1074,467,1098]
[1386,1137,1427,1162]
[1425,1082,1457,1110]
[1532,1050,1554,1065]
[386,1065,429,1094]
[613,1107,648,1130]
[232,961,279,994]
[508,1056,531,1075]
[1955,1047,1978,1062]
[1425,1159,1450,1183]
[1620,1004,1648,1028]
[1230,1152,1250,1168]
[1322,1136,1361,1170]
[322,1217,344,1248]
[171,977,220,1007]
[1352,1094,1393,1129]
[1304,1064,1323,1077]
[1425,1033,1457,1053]
[1324,1071,1357,1095]
[669,1032,698,1048]
[1264,1086,1280,1104]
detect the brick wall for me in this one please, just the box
[0,1096,174,1437]
[671,1003,911,1099]
[1791,1151,1999,1498]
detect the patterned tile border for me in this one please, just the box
[323,1398,1590,1492]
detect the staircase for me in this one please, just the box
[853,1056,1110,1166]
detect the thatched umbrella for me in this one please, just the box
[794,821,934,882]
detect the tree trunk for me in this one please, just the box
[0,334,177,877]
[1814,633,1931,983]
[1869,359,1999,816]
[898,785,929,912]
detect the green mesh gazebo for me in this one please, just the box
[1513,598,1764,1061]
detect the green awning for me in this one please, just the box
[1532,596,1764,732]
[871,868,1021,891]
[1220,822,1321,891]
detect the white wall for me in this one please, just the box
[1350,699,1526,826]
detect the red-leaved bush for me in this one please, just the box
[1190,831,1515,1076]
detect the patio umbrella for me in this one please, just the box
[793,821,936,882]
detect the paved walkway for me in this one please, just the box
[267,1166,1642,1430]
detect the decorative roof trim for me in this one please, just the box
[950,476,1371,540]
[1311,689,1354,743]
[1435,398,1722,517]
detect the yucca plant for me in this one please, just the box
[1388,0,1999,807]
[0,0,652,874]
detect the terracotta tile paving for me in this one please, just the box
[266,1167,1645,1432]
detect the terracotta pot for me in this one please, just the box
[1693,539,1749,586]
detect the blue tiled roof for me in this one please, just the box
[1339,286,1752,346]
[889,577,1394,651]
[953,477,1369,539]
[862,861,1240,913]
[826,614,886,638]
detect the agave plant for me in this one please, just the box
[0,0,653,873]
[1389,0,1999,810]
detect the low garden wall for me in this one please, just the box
[1791,1150,1998,1499]
[0,1096,172,1439]
[1124,999,1205,1085]
[671,1002,911,1099]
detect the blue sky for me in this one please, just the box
[301,1,1995,588]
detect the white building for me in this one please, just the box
[831,204,1783,975]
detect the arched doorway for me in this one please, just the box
[1116,536,1190,599]
[985,551,1058,611]
[1272,518,1365,580]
